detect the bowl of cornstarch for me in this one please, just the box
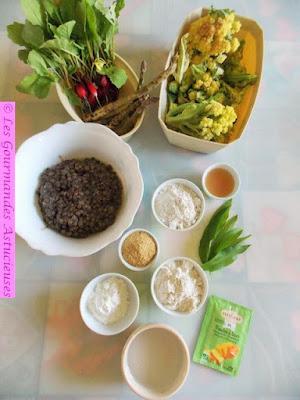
[80,273,139,335]
[151,178,205,231]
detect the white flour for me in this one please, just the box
[154,259,204,313]
[154,183,202,230]
[88,277,129,325]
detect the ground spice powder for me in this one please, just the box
[122,231,157,267]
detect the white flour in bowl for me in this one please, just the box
[154,182,202,230]
[88,277,129,325]
[154,258,204,313]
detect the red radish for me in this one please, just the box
[99,75,109,88]
[87,93,97,108]
[86,81,98,97]
[75,83,87,99]
[85,80,102,108]
[75,83,93,112]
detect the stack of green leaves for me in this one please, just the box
[7,0,127,101]
[199,199,251,272]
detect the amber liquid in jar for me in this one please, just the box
[205,168,235,197]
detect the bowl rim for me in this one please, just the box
[118,228,160,271]
[201,162,241,200]
[15,121,144,257]
[121,323,190,400]
[79,272,140,336]
[151,178,205,232]
[56,53,145,141]
[150,256,209,317]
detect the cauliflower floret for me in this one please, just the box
[205,100,224,116]
[230,37,240,53]
[187,10,241,57]
[199,101,237,141]
[201,72,213,88]
[206,80,220,96]
[206,57,217,71]
[200,117,213,128]
[193,79,203,89]
[232,20,241,34]
[216,54,227,63]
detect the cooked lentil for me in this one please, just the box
[37,158,122,238]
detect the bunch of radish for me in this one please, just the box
[75,75,119,112]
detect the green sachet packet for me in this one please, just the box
[193,295,253,376]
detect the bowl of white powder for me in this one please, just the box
[151,178,205,231]
[151,257,208,316]
[80,273,139,335]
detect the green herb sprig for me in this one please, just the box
[199,199,251,272]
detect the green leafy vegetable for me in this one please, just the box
[55,21,76,39]
[199,200,251,272]
[102,65,127,88]
[27,49,57,80]
[191,64,206,80]
[59,0,76,22]
[8,0,127,101]
[18,49,30,63]
[115,0,125,17]
[20,0,44,27]
[42,0,60,22]
[42,37,79,56]
[223,40,257,88]
[173,33,190,84]
[22,20,44,47]
[86,3,100,43]
[63,86,82,106]
[166,102,207,126]
[199,199,232,263]
[7,22,26,46]
[17,72,53,98]
[224,71,257,88]
[209,7,233,18]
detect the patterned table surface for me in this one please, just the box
[1,0,300,398]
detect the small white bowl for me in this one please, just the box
[151,178,205,231]
[15,121,144,257]
[80,273,139,336]
[56,54,145,142]
[151,256,208,317]
[122,323,190,400]
[201,163,241,200]
[118,228,159,272]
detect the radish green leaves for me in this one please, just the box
[7,0,127,100]
[199,199,251,272]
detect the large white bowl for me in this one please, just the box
[16,121,144,257]
[56,54,145,142]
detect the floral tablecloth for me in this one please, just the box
[0,0,300,398]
